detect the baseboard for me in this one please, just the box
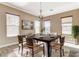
[0,42,18,48]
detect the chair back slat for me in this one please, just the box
[59,36,65,46]
[18,35,23,44]
[26,36,33,48]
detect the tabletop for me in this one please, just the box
[32,34,60,42]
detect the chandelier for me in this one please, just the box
[39,2,44,33]
[39,2,43,20]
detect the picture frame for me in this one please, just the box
[22,20,33,30]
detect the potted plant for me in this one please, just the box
[72,25,79,44]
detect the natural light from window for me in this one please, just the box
[6,14,20,37]
[44,20,50,34]
[34,20,40,34]
[62,17,72,35]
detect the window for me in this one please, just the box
[6,14,20,37]
[61,17,72,35]
[44,20,50,34]
[34,20,40,34]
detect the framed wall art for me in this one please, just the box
[22,20,33,30]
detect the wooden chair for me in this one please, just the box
[17,35,26,55]
[51,35,65,57]
[25,36,44,57]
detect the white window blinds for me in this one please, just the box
[62,17,72,35]
[6,14,20,37]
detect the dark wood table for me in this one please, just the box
[32,34,60,57]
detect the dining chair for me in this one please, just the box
[51,35,65,57]
[17,35,26,55]
[25,36,44,57]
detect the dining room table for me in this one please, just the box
[31,34,61,57]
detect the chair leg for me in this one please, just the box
[26,51,29,56]
[18,45,20,53]
[60,49,62,57]
[62,49,64,56]
[43,44,45,56]
[60,48,64,57]
[32,49,34,57]
[21,44,23,56]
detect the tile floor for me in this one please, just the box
[0,44,79,57]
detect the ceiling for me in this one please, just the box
[1,2,79,16]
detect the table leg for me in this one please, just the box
[47,42,52,57]
[44,42,52,57]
